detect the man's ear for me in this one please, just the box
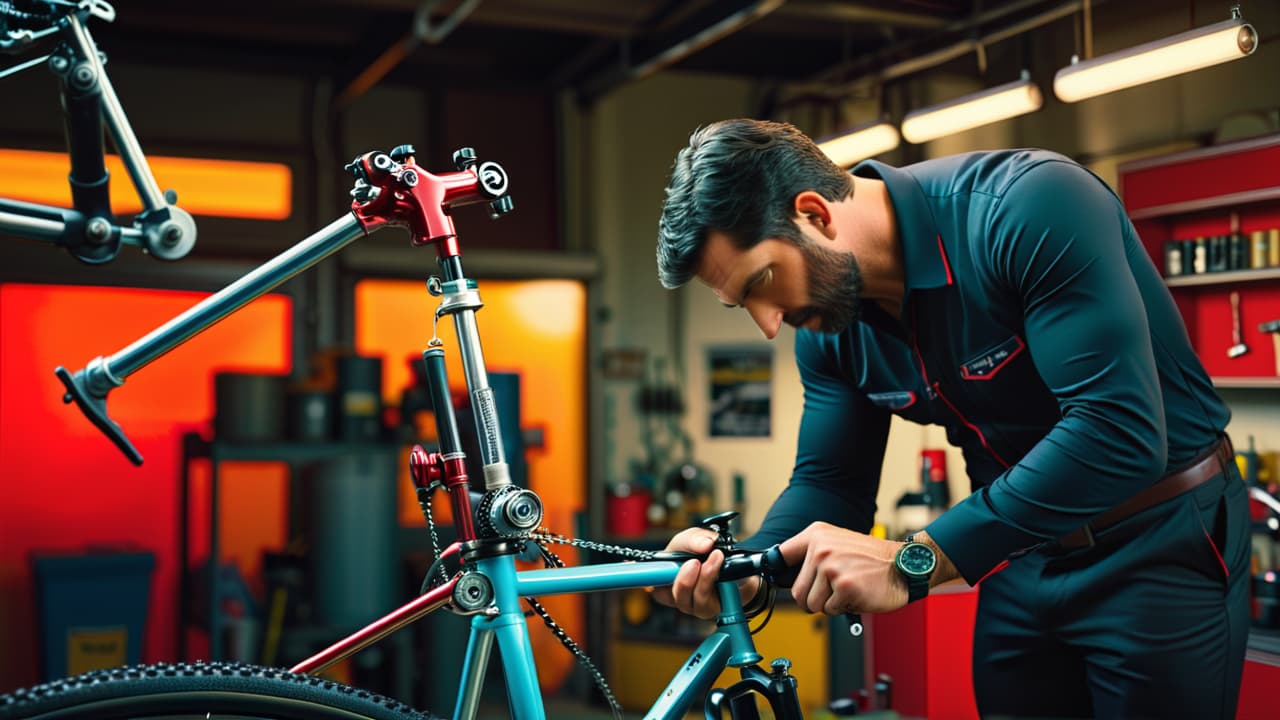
[794,191,836,240]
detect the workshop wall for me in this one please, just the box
[587,71,756,495]
[588,0,1280,539]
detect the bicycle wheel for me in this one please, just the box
[0,661,444,720]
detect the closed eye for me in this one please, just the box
[724,266,772,308]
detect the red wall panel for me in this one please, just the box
[0,283,291,691]
[1121,142,1280,213]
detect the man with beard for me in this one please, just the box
[651,118,1249,719]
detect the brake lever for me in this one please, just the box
[55,362,142,465]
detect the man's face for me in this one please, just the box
[696,229,863,339]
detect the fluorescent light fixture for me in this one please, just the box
[817,121,901,167]
[901,73,1043,144]
[1054,11,1258,103]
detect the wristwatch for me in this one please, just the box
[894,535,937,604]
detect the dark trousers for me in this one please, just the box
[972,465,1251,719]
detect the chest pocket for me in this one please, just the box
[959,335,1026,380]
[954,333,1059,427]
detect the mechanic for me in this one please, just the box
[653,118,1249,719]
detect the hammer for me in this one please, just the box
[1260,319,1280,375]
[1229,292,1249,358]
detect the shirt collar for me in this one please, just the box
[851,159,953,291]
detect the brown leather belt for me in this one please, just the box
[1057,436,1235,550]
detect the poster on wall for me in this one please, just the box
[708,345,772,438]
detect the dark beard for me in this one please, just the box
[785,240,863,334]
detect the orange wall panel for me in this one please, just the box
[0,149,292,220]
[354,278,587,691]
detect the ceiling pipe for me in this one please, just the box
[334,0,483,109]
[577,0,787,104]
[415,0,484,44]
[880,2,1081,83]
[784,0,1113,104]
[774,1,951,29]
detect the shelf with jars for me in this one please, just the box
[1119,133,1280,387]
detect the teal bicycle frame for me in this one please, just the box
[55,145,803,720]
[468,558,760,720]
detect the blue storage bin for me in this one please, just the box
[31,551,155,681]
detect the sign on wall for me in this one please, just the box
[708,345,772,438]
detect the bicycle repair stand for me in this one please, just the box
[56,142,512,465]
[0,1,196,263]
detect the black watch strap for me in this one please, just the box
[904,569,930,603]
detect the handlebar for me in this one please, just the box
[660,532,864,638]
[718,545,797,586]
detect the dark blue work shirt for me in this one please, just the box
[748,150,1230,584]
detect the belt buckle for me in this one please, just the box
[1058,522,1095,550]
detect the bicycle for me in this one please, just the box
[0,142,842,719]
[0,0,196,264]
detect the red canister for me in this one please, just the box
[606,485,652,538]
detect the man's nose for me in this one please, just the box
[745,302,782,340]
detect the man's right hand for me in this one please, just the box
[651,526,762,620]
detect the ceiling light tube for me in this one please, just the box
[901,73,1043,144]
[1054,10,1258,103]
[817,120,901,167]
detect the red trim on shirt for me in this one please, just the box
[976,558,1010,584]
[910,307,1011,470]
[937,234,954,285]
[1204,529,1229,578]
[932,381,1011,468]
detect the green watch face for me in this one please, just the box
[898,542,937,577]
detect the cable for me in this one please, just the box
[749,583,778,635]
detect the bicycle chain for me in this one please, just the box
[525,542,623,720]
[527,529,659,561]
[0,2,55,25]
[417,484,451,586]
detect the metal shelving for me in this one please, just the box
[1129,186,1280,221]
[1166,267,1280,288]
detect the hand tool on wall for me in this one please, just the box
[1259,319,1280,375]
[1229,291,1250,358]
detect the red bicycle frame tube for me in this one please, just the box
[291,575,459,675]
[442,455,477,542]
